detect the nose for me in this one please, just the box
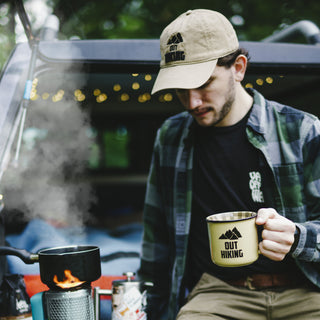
[186,89,203,111]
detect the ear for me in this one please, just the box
[233,55,248,82]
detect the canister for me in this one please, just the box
[111,272,152,320]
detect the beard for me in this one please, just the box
[211,74,236,126]
[182,72,237,127]
[192,74,236,127]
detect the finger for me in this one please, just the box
[263,217,296,233]
[261,229,295,247]
[256,208,277,225]
[259,239,288,253]
[259,242,287,261]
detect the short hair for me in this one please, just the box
[217,48,250,68]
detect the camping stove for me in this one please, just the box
[30,284,95,320]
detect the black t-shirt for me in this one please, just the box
[187,110,298,290]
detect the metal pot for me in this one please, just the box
[0,245,101,289]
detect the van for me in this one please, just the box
[0,8,320,293]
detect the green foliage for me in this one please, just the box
[1,0,320,69]
[48,0,320,42]
[0,2,15,70]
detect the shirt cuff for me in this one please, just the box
[290,223,303,257]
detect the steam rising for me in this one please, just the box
[1,83,97,227]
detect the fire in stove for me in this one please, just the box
[29,245,100,320]
[53,269,86,289]
[31,269,96,320]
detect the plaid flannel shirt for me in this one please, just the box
[138,89,320,319]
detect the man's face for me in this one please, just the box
[176,65,236,127]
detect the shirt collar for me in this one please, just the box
[246,88,267,135]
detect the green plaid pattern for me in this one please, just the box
[138,89,320,319]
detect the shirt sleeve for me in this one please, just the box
[291,118,320,262]
[137,128,172,319]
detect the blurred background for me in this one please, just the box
[0,0,319,284]
[0,0,320,232]
[0,0,320,70]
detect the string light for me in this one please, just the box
[163,93,173,102]
[30,74,180,104]
[30,78,39,101]
[52,89,65,102]
[120,93,130,101]
[132,82,140,90]
[159,93,173,102]
[96,93,107,103]
[74,89,85,102]
[138,93,151,103]
[256,78,264,86]
[93,89,101,96]
[266,77,273,84]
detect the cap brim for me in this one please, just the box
[151,59,218,94]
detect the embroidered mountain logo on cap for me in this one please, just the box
[165,32,185,63]
[219,227,242,240]
[167,32,183,45]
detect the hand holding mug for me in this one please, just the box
[256,208,296,261]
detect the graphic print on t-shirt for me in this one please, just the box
[249,171,264,203]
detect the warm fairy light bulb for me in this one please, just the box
[256,78,264,86]
[120,93,130,101]
[132,82,140,90]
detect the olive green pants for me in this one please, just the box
[176,273,320,320]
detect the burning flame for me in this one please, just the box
[53,270,85,289]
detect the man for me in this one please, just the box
[138,9,320,320]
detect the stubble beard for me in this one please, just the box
[203,75,236,127]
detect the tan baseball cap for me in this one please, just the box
[151,9,239,94]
